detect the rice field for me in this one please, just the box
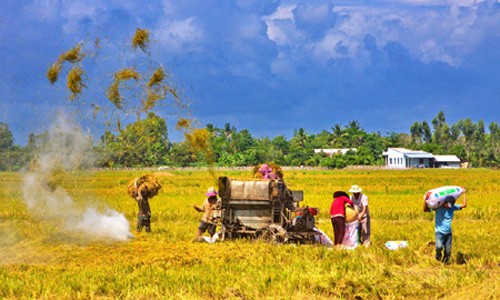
[0,168,498,299]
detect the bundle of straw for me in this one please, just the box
[127,174,162,199]
[67,66,85,100]
[132,28,150,52]
[46,43,85,85]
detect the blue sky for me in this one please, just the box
[1,0,499,145]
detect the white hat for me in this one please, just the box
[206,187,218,197]
[349,185,362,193]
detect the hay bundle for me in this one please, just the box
[115,67,141,81]
[345,205,359,223]
[148,67,166,87]
[132,28,150,52]
[176,118,190,130]
[60,44,85,63]
[143,67,176,112]
[127,174,162,199]
[67,66,85,100]
[47,62,62,84]
[253,163,283,180]
[107,67,141,108]
[46,43,85,85]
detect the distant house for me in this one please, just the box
[314,148,357,156]
[382,148,434,169]
[432,155,461,169]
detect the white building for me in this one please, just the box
[382,148,434,169]
[314,148,357,156]
[432,155,461,169]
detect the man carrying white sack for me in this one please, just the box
[424,188,467,264]
[349,184,371,247]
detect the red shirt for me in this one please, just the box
[330,196,354,217]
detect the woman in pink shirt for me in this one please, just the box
[330,191,354,246]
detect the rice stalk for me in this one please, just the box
[107,81,122,108]
[185,129,210,153]
[185,128,215,164]
[143,88,165,112]
[168,87,179,99]
[91,104,100,120]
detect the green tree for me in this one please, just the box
[288,128,313,166]
[0,122,14,150]
[168,140,195,167]
[431,111,450,148]
[271,135,289,165]
[0,122,15,171]
[422,121,432,143]
[98,112,169,167]
[344,120,365,147]
[410,121,423,146]
[488,122,500,166]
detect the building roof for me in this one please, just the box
[404,152,435,159]
[383,148,434,159]
[433,155,461,162]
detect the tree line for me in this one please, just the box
[0,111,498,171]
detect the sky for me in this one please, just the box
[1,0,499,146]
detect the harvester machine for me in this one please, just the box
[217,176,321,244]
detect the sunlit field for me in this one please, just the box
[0,168,498,299]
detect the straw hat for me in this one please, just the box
[349,185,362,193]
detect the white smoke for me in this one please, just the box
[68,208,132,241]
[21,112,132,242]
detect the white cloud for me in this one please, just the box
[380,0,481,5]
[265,1,499,67]
[60,0,106,33]
[296,3,331,22]
[264,4,297,46]
[154,17,204,53]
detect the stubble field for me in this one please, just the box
[0,168,498,299]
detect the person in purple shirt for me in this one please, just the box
[258,164,280,180]
[424,189,467,264]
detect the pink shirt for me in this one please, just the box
[330,196,354,217]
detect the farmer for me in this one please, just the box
[349,184,371,247]
[258,164,280,180]
[193,187,221,241]
[330,191,355,247]
[128,174,161,233]
[424,189,467,264]
[134,180,152,233]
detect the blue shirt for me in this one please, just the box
[435,204,461,234]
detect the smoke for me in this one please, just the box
[21,112,132,242]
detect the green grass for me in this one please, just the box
[0,169,498,299]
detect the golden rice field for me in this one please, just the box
[0,168,498,299]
